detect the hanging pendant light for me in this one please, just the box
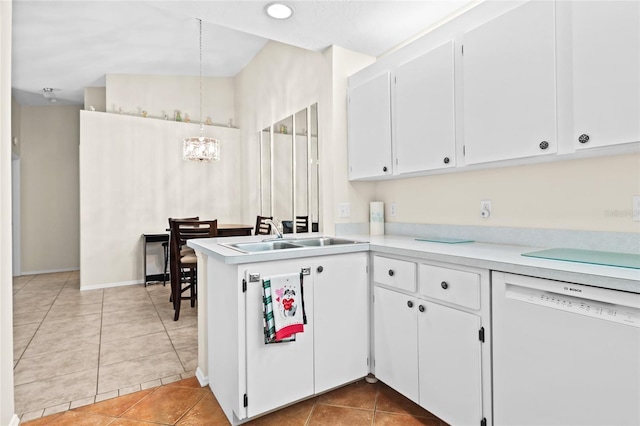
[183,19,220,162]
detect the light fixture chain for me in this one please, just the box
[199,18,203,129]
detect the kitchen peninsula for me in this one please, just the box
[188,233,639,425]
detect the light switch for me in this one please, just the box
[390,203,398,217]
[633,196,640,222]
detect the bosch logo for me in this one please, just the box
[564,286,582,293]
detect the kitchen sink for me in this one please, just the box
[292,237,363,247]
[225,241,302,252]
[222,237,366,253]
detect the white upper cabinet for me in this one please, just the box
[347,72,393,180]
[394,41,456,174]
[571,0,640,149]
[462,0,557,164]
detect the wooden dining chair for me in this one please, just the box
[165,217,199,292]
[255,215,273,235]
[169,219,217,321]
[295,215,309,233]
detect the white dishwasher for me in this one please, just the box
[492,272,640,426]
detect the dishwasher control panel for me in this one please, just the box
[506,285,640,328]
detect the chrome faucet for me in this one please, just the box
[264,219,283,238]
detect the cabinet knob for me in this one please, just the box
[539,141,549,150]
[418,305,425,313]
[441,281,449,290]
[407,300,414,308]
[382,166,388,172]
[578,134,590,144]
[316,266,323,273]
[388,269,394,277]
[443,157,450,164]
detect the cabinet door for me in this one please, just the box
[418,300,483,426]
[462,1,557,164]
[347,72,393,180]
[395,41,456,173]
[572,1,640,149]
[373,286,419,403]
[244,260,315,418]
[314,253,368,393]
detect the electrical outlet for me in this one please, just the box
[390,203,398,217]
[338,203,351,218]
[633,196,640,222]
[480,200,492,218]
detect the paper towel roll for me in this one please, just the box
[370,201,384,235]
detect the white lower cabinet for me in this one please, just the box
[373,256,489,425]
[244,258,315,418]
[418,300,482,426]
[313,253,369,393]
[374,286,420,402]
[242,252,368,419]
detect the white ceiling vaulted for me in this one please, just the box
[11,0,476,106]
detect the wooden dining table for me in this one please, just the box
[144,223,253,285]
[216,223,254,237]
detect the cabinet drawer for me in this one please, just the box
[419,264,480,309]
[373,256,416,292]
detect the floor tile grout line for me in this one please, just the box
[304,400,317,426]
[96,281,105,400]
[169,388,208,425]
[150,283,192,375]
[105,384,161,422]
[14,273,74,417]
[12,274,66,376]
[14,275,199,420]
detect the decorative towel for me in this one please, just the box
[262,279,277,343]
[262,272,306,342]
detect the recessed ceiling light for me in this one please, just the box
[265,2,294,20]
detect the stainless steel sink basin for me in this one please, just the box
[226,241,302,252]
[292,237,363,247]
[221,237,366,253]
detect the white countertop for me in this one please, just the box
[188,233,640,293]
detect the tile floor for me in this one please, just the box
[23,376,448,425]
[15,272,448,425]
[13,271,198,422]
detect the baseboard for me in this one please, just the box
[8,413,20,426]
[20,267,79,276]
[195,367,209,387]
[80,279,144,291]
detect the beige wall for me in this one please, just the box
[84,87,106,112]
[235,41,328,229]
[234,41,376,233]
[106,74,235,127]
[19,105,81,274]
[79,112,242,289]
[322,46,377,230]
[376,153,640,233]
[1,0,16,423]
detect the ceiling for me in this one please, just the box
[11,0,477,106]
